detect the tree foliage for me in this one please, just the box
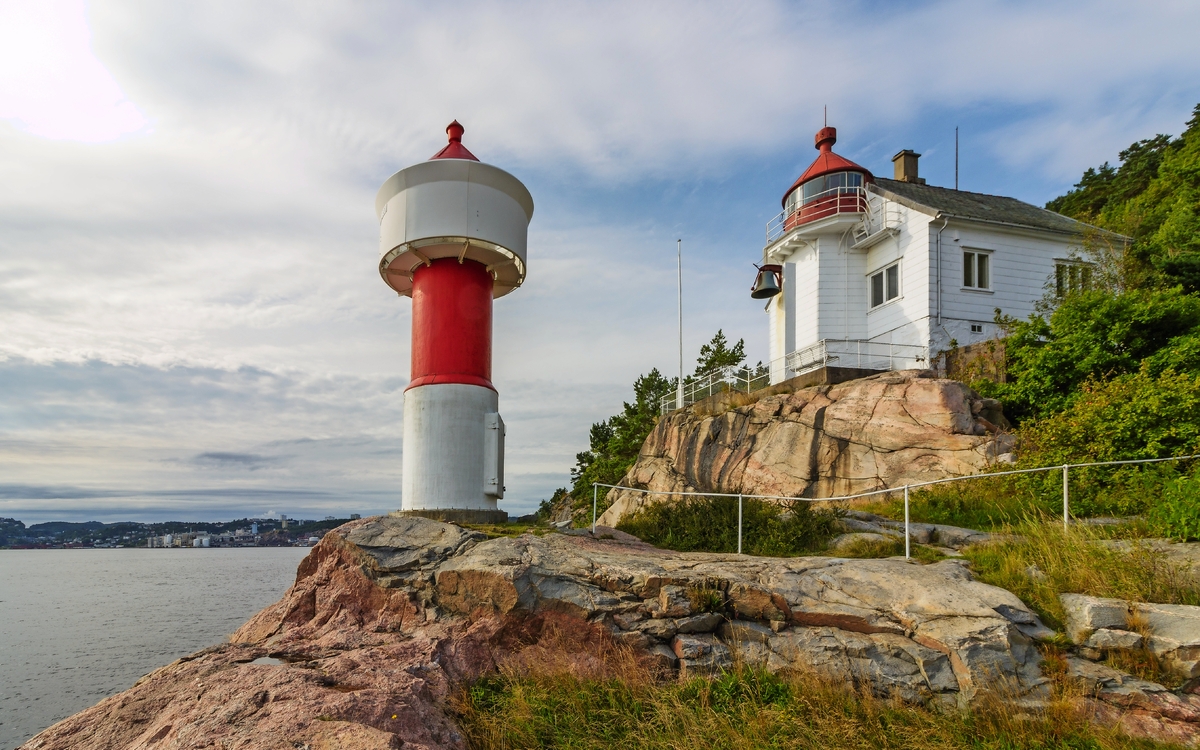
[562,368,675,509]
[980,104,1200,424]
[983,287,1200,420]
[1019,367,1200,463]
[548,331,751,515]
[1047,134,1175,220]
[1048,104,1200,292]
[693,329,746,376]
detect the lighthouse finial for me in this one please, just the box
[429,120,479,161]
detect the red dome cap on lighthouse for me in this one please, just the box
[430,120,480,161]
[781,126,873,207]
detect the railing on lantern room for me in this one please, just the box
[765,186,869,243]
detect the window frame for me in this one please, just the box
[1055,261,1094,298]
[800,171,865,206]
[962,249,993,291]
[868,261,901,309]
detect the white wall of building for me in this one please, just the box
[863,200,931,347]
[931,221,1080,353]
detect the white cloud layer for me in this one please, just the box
[0,0,148,141]
[1,0,1199,522]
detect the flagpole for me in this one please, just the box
[677,239,684,409]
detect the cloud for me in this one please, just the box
[192,452,280,469]
[0,0,149,141]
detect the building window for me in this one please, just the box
[1056,262,1093,297]
[971,324,983,333]
[870,263,900,308]
[963,251,990,289]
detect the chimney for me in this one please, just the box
[892,149,926,184]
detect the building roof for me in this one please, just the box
[430,120,479,161]
[870,178,1092,235]
[782,127,873,207]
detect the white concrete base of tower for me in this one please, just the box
[401,383,506,519]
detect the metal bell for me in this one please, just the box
[750,264,782,299]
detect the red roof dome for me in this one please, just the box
[781,126,872,207]
[430,120,479,161]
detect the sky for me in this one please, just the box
[2,0,1199,524]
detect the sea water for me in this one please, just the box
[0,547,309,749]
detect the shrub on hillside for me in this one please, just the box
[994,367,1200,517]
[1147,471,1200,541]
[615,496,838,556]
[1019,367,1200,464]
[979,287,1200,421]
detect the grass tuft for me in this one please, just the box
[962,519,1200,632]
[460,522,550,539]
[456,664,1167,749]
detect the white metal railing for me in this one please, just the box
[661,341,929,415]
[591,452,1200,558]
[766,187,868,243]
[853,197,901,244]
[659,364,770,415]
[786,339,927,376]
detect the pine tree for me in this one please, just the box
[694,329,746,376]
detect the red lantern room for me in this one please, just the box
[780,127,873,231]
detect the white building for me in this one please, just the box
[756,126,1092,385]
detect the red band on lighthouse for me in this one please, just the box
[408,258,494,391]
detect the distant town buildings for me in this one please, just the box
[2,514,364,549]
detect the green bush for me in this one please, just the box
[616,496,838,556]
[867,463,1199,531]
[1019,368,1200,465]
[985,288,1200,422]
[1147,470,1200,541]
[893,475,1046,530]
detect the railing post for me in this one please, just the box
[737,494,743,555]
[904,485,910,560]
[1062,464,1069,532]
[592,483,598,535]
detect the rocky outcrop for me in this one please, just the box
[1070,657,1200,746]
[598,370,1015,527]
[22,516,1200,749]
[829,509,992,553]
[1061,593,1200,679]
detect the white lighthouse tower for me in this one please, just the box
[376,121,534,523]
